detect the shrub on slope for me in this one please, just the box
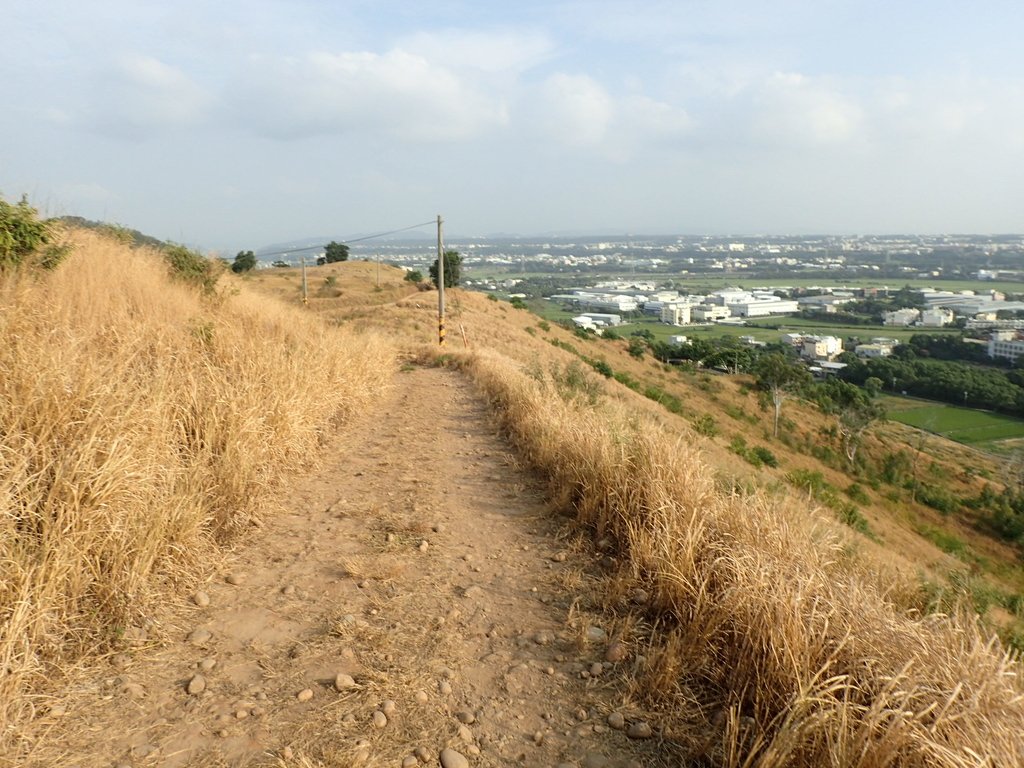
[0,230,395,739]
[456,347,1024,768]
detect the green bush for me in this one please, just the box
[911,482,961,516]
[750,446,779,468]
[590,359,613,378]
[836,502,871,535]
[845,483,871,505]
[0,194,69,270]
[163,244,219,294]
[613,370,640,391]
[692,413,718,437]
[643,385,685,415]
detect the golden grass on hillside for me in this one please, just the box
[0,231,395,743]
[451,346,1024,767]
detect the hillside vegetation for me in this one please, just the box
[5,226,1024,765]
[0,230,395,742]
[447,346,1024,766]
[247,261,1024,764]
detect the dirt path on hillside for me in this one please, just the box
[32,366,669,768]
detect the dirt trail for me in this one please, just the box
[39,366,666,768]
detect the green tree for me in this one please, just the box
[324,241,350,263]
[864,376,884,398]
[0,194,68,270]
[429,249,462,288]
[404,269,423,283]
[231,250,256,273]
[818,379,886,465]
[753,352,812,437]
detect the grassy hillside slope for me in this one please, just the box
[0,231,396,741]
[7,242,1022,765]
[285,278,1024,766]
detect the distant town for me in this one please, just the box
[260,232,1024,376]
[267,232,1024,282]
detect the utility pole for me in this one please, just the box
[300,254,308,306]
[437,214,445,347]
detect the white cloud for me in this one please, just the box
[750,72,864,147]
[396,28,555,76]
[534,73,614,147]
[228,49,508,141]
[53,54,213,139]
[101,55,211,135]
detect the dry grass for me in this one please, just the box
[0,230,396,748]
[451,347,1024,767]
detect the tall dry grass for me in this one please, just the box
[454,347,1024,767]
[0,230,395,741]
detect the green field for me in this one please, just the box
[885,399,1024,446]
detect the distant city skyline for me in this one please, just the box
[3,1,1023,253]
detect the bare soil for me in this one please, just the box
[32,365,668,767]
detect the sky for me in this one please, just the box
[3,1,1024,252]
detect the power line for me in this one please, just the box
[343,220,436,245]
[255,220,436,260]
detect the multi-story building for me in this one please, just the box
[692,304,731,323]
[660,303,692,326]
[988,330,1024,364]
[801,335,843,361]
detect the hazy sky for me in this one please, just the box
[3,1,1023,252]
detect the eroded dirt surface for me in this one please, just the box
[34,366,667,767]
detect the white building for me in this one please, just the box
[667,335,691,346]
[919,308,954,327]
[730,298,800,318]
[988,330,1024,364]
[692,304,732,322]
[580,313,622,327]
[883,308,921,326]
[801,335,843,361]
[854,344,893,359]
[660,303,692,326]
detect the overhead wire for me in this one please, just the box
[254,220,436,260]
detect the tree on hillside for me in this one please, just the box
[753,352,812,437]
[0,194,68,270]
[324,241,350,263]
[429,250,462,289]
[817,379,886,465]
[231,250,256,273]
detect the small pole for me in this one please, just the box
[300,254,308,306]
[376,252,380,288]
[437,214,445,347]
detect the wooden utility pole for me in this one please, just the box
[437,214,445,347]
[300,254,308,306]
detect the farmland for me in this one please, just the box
[885,397,1024,448]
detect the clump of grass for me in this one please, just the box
[453,347,1024,767]
[0,230,395,749]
